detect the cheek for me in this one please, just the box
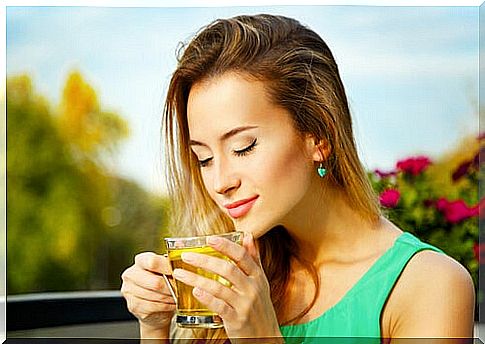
[200,170,216,199]
[251,143,313,198]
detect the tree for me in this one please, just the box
[7,73,169,293]
[8,75,96,292]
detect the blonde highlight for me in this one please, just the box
[162,14,381,338]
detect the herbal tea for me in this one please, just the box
[168,245,233,316]
[164,232,243,328]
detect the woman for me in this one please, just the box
[121,14,475,342]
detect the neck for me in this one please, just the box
[281,178,381,265]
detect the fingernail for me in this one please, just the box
[181,252,195,262]
[193,287,204,297]
[172,269,186,279]
[208,236,221,245]
[243,232,253,244]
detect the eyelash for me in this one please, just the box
[198,138,258,168]
[234,138,258,157]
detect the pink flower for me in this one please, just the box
[434,197,478,224]
[469,205,478,217]
[396,156,431,176]
[444,201,473,223]
[478,197,485,219]
[473,242,485,263]
[435,197,449,212]
[374,168,397,178]
[463,197,484,219]
[379,189,400,208]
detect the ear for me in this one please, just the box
[304,134,331,162]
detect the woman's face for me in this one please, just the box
[187,72,320,238]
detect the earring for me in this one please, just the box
[317,162,327,178]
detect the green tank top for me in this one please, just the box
[279,232,445,343]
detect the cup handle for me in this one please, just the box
[162,254,178,305]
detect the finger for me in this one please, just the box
[127,293,176,317]
[123,265,172,294]
[207,236,259,276]
[192,287,235,320]
[134,252,172,275]
[122,280,176,304]
[172,268,237,305]
[180,251,248,289]
[242,232,262,267]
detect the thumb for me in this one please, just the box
[243,232,261,265]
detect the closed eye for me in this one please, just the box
[233,138,257,157]
[197,138,258,168]
[198,157,213,168]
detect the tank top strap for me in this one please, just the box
[349,231,445,333]
[279,232,445,341]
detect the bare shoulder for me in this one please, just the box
[403,250,474,289]
[386,249,475,338]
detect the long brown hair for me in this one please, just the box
[163,14,381,338]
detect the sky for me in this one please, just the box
[6,5,479,195]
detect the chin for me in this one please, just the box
[234,218,277,239]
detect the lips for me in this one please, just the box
[224,195,259,219]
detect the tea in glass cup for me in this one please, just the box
[164,231,243,328]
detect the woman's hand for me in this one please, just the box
[121,252,176,337]
[172,232,283,342]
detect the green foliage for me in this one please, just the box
[7,73,169,294]
[58,71,129,159]
[369,140,481,290]
[9,75,88,292]
[11,69,479,310]
[92,177,171,290]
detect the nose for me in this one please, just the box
[213,155,240,195]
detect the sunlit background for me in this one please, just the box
[6,4,481,309]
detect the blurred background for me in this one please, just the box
[6,5,481,317]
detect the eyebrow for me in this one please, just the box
[189,125,258,147]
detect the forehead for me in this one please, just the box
[187,73,291,140]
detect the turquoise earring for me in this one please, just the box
[317,162,327,178]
